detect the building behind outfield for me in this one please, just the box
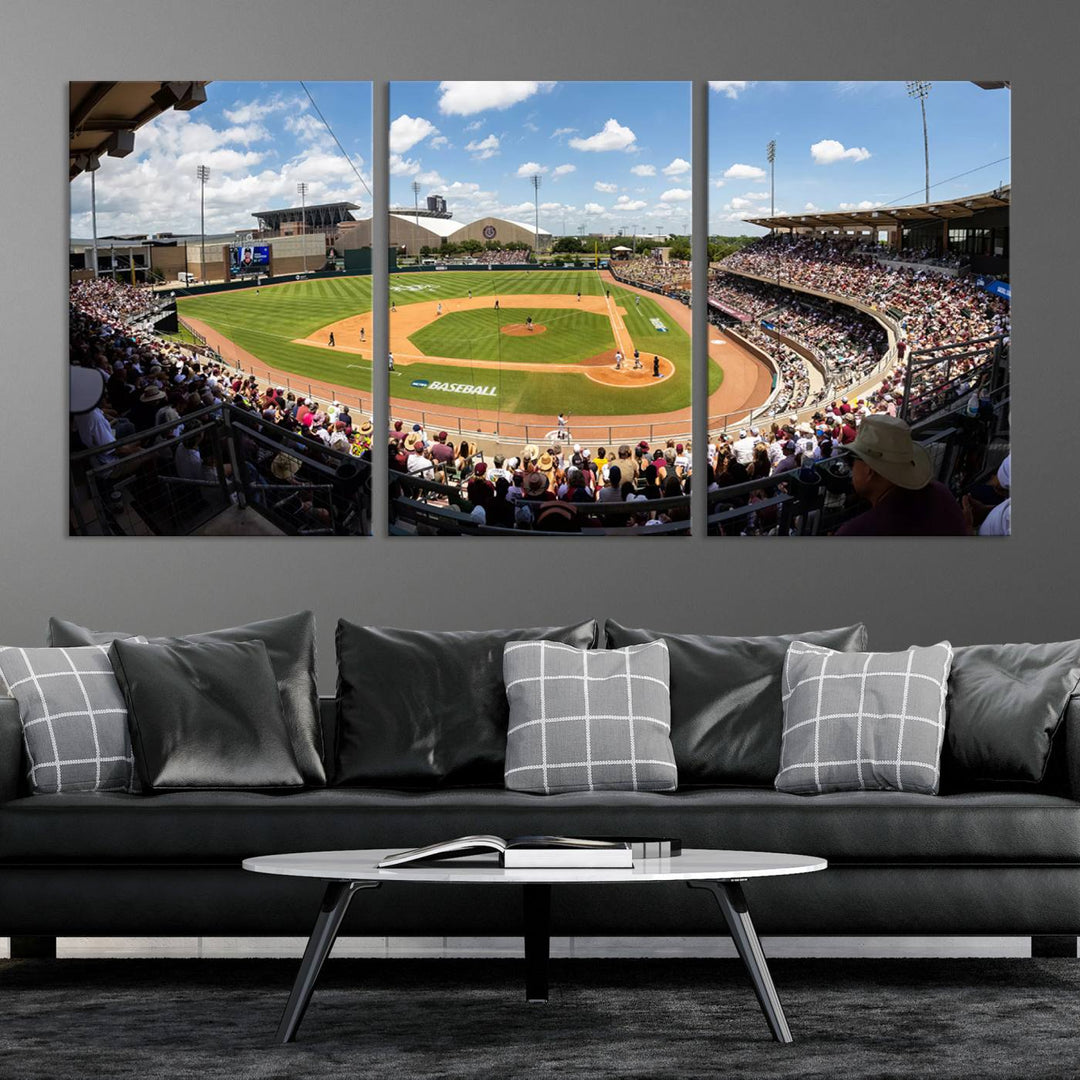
[340,210,553,255]
[70,231,329,285]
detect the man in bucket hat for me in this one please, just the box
[835,415,966,536]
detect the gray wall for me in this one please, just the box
[0,1,1070,690]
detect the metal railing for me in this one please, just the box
[390,470,690,536]
[70,402,370,537]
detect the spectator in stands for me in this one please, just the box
[963,454,1011,536]
[835,415,967,536]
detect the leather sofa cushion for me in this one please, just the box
[335,620,599,788]
[3,787,1078,864]
[943,641,1080,787]
[109,638,304,791]
[604,621,868,785]
[47,613,325,786]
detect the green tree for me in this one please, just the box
[552,235,584,254]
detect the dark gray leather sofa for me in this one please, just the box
[4,693,1080,957]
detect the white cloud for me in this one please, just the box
[584,201,606,215]
[70,106,372,237]
[728,196,755,210]
[804,202,823,212]
[631,164,656,177]
[709,81,752,98]
[662,157,691,177]
[437,81,555,116]
[523,121,539,133]
[389,153,421,176]
[465,133,500,160]
[810,138,871,165]
[723,163,767,181]
[594,181,618,193]
[515,161,548,177]
[416,170,446,187]
[551,126,577,138]
[743,191,770,201]
[464,119,483,132]
[660,188,692,203]
[500,200,536,216]
[569,118,636,152]
[284,114,327,145]
[838,200,883,210]
[552,164,576,178]
[612,196,647,211]
[389,114,438,154]
[223,96,304,125]
[539,201,563,211]
[709,177,726,188]
[429,135,449,149]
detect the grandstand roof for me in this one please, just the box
[253,202,360,230]
[70,82,209,179]
[745,187,1010,231]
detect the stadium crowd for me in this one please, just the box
[609,256,691,297]
[478,248,531,265]
[720,236,1009,355]
[708,272,889,412]
[69,279,373,531]
[389,423,691,532]
[704,403,1006,537]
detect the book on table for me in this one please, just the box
[377,835,635,869]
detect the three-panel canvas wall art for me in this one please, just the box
[69,80,1010,538]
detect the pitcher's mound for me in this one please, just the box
[501,323,547,336]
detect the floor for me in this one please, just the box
[0,935,1048,959]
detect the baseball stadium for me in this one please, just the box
[67,79,1010,539]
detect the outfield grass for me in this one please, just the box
[408,307,615,364]
[177,271,722,417]
[177,276,375,394]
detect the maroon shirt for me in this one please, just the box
[835,480,967,536]
[429,441,455,464]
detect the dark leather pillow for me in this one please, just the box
[942,641,1080,787]
[109,638,304,792]
[48,613,324,786]
[335,620,599,788]
[604,620,868,786]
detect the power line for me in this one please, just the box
[298,82,373,203]
[879,155,1010,210]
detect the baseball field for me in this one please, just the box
[176,269,725,424]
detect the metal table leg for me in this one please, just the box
[688,879,793,1044]
[523,883,552,1002]
[276,880,380,1044]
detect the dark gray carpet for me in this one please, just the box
[2,957,1080,1079]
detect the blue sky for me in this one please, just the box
[390,82,691,237]
[708,81,1011,235]
[70,81,372,237]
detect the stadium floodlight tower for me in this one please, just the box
[297,181,309,273]
[531,174,542,256]
[196,164,210,283]
[412,180,422,260]
[906,81,932,204]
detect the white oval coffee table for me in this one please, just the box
[244,847,827,1045]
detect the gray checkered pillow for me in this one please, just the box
[503,639,677,794]
[0,646,138,794]
[776,640,953,795]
